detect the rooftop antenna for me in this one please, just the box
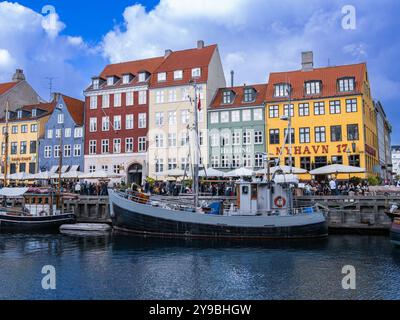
[45,77,57,101]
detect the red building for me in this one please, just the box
[83,56,164,185]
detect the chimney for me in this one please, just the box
[164,49,172,58]
[301,51,314,71]
[197,40,205,49]
[12,69,25,82]
[230,70,234,87]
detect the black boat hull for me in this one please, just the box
[111,202,328,240]
[0,213,76,232]
[390,221,400,246]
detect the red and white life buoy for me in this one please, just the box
[274,196,286,208]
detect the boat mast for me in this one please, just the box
[190,81,199,208]
[3,101,9,187]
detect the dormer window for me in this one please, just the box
[107,77,115,86]
[174,70,183,80]
[305,81,321,95]
[138,72,146,82]
[32,109,37,117]
[274,83,291,97]
[222,90,234,104]
[243,88,256,103]
[192,68,201,78]
[122,74,131,84]
[93,79,99,90]
[158,72,167,82]
[338,77,355,92]
[17,110,22,119]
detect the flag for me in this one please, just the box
[197,94,201,111]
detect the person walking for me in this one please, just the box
[329,178,338,196]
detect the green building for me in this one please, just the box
[208,84,267,171]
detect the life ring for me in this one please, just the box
[274,196,286,208]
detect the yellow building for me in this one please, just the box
[0,102,55,176]
[265,52,378,180]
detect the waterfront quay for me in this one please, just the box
[66,194,393,234]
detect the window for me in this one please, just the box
[191,68,201,78]
[221,111,229,123]
[20,141,27,154]
[314,102,325,115]
[101,165,108,172]
[102,94,110,108]
[331,126,342,142]
[284,128,295,144]
[232,131,241,145]
[138,113,146,128]
[65,128,71,138]
[155,112,164,126]
[10,142,17,155]
[126,114,134,130]
[89,118,97,132]
[113,139,121,154]
[32,109,37,117]
[138,73,146,83]
[315,156,328,169]
[31,124,38,133]
[221,132,230,146]
[89,140,96,155]
[157,72,166,82]
[114,115,121,130]
[29,141,36,154]
[349,155,360,167]
[223,91,234,104]
[19,163,26,173]
[138,137,146,152]
[299,103,309,116]
[90,96,97,109]
[210,133,219,147]
[346,99,357,113]
[283,104,294,117]
[20,125,27,133]
[101,139,109,154]
[242,110,251,121]
[102,116,109,131]
[269,129,280,145]
[331,156,343,165]
[73,144,81,157]
[168,158,177,170]
[114,93,122,107]
[228,110,240,122]
[180,132,189,146]
[44,146,52,158]
[210,112,219,124]
[107,77,114,86]
[199,130,204,146]
[89,165,96,173]
[168,111,177,126]
[243,130,251,145]
[126,92,134,106]
[64,145,71,158]
[254,154,263,168]
[253,109,263,121]
[347,124,359,141]
[181,87,190,101]
[122,74,130,84]
[155,159,164,173]
[155,134,164,148]
[181,110,189,124]
[93,79,99,89]
[285,157,295,167]
[269,105,279,118]
[244,88,255,102]
[315,126,326,143]
[125,138,134,153]
[113,165,121,174]
[330,100,341,114]
[243,154,252,167]
[54,145,60,158]
[74,127,83,138]
[300,157,311,171]
[12,126,18,134]
[55,129,61,138]
[274,83,291,97]
[221,155,228,168]
[138,91,147,104]
[168,90,177,102]
[338,77,355,92]
[211,156,219,168]
[168,133,177,147]
[305,81,321,95]
[174,70,183,80]
[254,131,263,144]
[156,90,165,104]
[299,127,310,143]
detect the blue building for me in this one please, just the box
[38,93,85,173]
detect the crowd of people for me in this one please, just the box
[302,179,371,196]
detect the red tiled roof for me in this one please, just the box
[61,95,85,126]
[150,44,217,88]
[266,63,367,101]
[210,84,268,109]
[0,82,18,95]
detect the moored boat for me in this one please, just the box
[390,218,400,246]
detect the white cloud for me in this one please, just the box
[0,49,14,67]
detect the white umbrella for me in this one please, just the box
[255,165,307,175]
[32,171,52,180]
[62,170,84,179]
[199,167,225,178]
[273,174,299,184]
[8,172,33,180]
[224,167,254,178]
[310,164,365,175]
[79,170,123,180]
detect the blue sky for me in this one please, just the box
[1,0,400,142]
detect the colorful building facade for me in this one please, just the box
[208,84,267,170]
[265,52,379,180]
[38,93,85,173]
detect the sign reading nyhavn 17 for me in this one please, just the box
[275,144,363,156]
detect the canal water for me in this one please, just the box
[0,233,399,300]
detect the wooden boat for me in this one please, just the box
[390,218,400,246]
